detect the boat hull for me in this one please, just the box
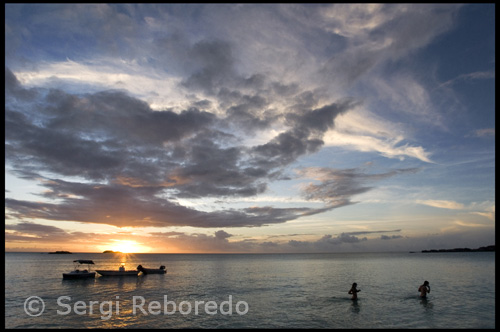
[140,268,167,274]
[96,270,139,276]
[63,271,96,279]
[137,264,167,274]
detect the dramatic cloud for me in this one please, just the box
[5,67,368,229]
[5,4,494,253]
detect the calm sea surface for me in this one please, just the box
[4,252,495,329]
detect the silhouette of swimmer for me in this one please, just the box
[348,282,361,300]
[418,281,430,298]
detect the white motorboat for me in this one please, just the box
[62,260,96,279]
[96,264,139,276]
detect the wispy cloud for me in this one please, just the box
[325,129,433,163]
[416,200,496,222]
[470,204,495,221]
[13,59,185,110]
[417,200,465,210]
[319,4,462,84]
[298,166,420,207]
[439,70,495,89]
[454,220,490,228]
[471,128,495,138]
[323,105,434,163]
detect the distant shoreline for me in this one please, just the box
[421,245,495,253]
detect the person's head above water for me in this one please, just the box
[352,283,357,287]
[423,281,429,286]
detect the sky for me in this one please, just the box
[5,4,495,253]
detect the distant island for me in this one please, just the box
[48,250,72,254]
[102,250,122,254]
[422,245,495,253]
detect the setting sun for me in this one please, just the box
[109,240,151,253]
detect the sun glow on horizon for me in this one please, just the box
[106,240,151,253]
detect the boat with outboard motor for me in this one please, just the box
[137,264,167,274]
[63,260,96,279]
[96,263,139,276]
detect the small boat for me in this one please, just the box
[63,260,96,279]
[96,264,139,277]
[137,264,167,274]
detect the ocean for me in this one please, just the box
[4,252,495,329]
